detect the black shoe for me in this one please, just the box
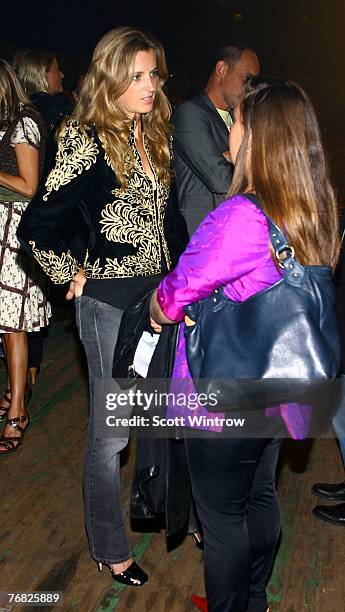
[311,480,345,501]
[312,502,345,526]
[98,561,148,586]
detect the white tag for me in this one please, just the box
[133,331,160,378]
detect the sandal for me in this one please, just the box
[0,413,30,455]
[0,389,11,421]
[0,385,32,421]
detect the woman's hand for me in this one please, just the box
[150,315,162,334]
[149,289,177,325]
[66,268,86,300]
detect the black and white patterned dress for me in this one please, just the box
[0,116,51,333]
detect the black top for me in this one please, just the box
[30,91,74,133]
[83,274,164,310]
[30,91,75,179]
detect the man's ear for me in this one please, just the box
[215,60,228,78]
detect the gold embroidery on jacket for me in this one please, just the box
[103,149,116,173]
[90,172,170,277]
[29,240,80,284]
[83,130,172,278]
[39,123,172,280]
[43,122,98,201]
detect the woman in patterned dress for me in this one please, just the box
[18,27,177,586]
[17,49,74,385]
[0,59,51,453]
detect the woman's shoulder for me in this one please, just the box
[17,103,42,123]
[11,107,43,148]
[60,118,97,140]
[211,193,267,224]
[196,193,270,248]
[42,120,100,200]
[57,119,100,158]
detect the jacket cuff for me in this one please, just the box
[29,241,80,284]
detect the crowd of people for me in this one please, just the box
[0,25,344,612]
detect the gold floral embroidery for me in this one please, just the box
[103,148,116,173]
[29,241,80,284]
[38,124,172,281]
[83,257,103,277]
[83,129,172,279]
[43,122,98,201]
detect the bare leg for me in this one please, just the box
[0,332,29,452]
[110,560,133,574]
[28,367,38,385]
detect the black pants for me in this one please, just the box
[27,329,47,369]
[185,437,282,612]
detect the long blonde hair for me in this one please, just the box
[0,58,36,129]
[73,26,172,187]
[18,50,56,96]
[230,77,339,268]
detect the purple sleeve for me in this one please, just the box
[157,194,272,321]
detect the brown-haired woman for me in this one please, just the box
[0,59,51,452]
[18,27,175,586]
[150,77,339,611]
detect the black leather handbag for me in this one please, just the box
[184,203,341,412]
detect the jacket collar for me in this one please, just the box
[196,90,230,132]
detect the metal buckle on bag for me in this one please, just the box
[275,245,295,268]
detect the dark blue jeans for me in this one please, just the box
[185,437,282,612]
[75,295,131,564]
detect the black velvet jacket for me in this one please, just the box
[18,120,177,285]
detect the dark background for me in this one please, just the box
[1,0,345,200]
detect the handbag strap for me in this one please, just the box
[243,193,305,285]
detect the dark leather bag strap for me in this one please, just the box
[235,193,305,285]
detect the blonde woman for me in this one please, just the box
[0,59,51,453]
[18,50,74,181]
[18,27,174,586]
[18,50,72,131]
[17,50,74,385]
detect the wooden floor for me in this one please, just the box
[0,302,345,612]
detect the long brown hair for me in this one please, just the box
[230,77,339,268]
[73,26,172,187]
[0,58,36,129]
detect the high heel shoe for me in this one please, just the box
[0,413,30,454]
[191,595,208,611]
[0,385,32,421]
[98,561,148,586]
[0,389,11,420]
[191,596,269,612]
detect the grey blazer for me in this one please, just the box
[172,91,233,235]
